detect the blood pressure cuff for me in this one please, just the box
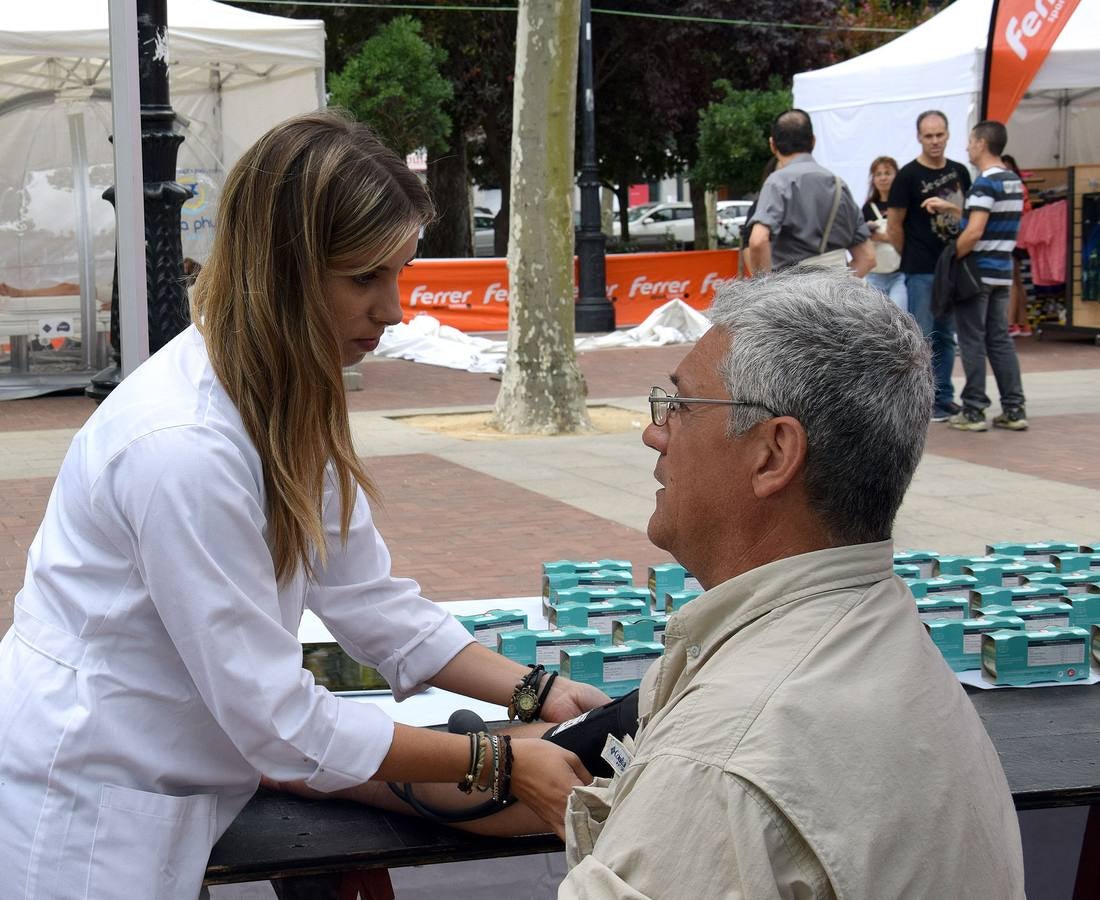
[541,689,639,778]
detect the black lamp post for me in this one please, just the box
[87,0,190,402]
[573,0,615,334]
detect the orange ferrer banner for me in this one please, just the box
[983,0,1083,122]
[398,250,738,332]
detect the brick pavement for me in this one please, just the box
[2,332,1098,638]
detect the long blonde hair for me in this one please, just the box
[192,110,433,582]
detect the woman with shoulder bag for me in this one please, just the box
[863,156,906,311]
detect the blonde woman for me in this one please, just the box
[0,111,606,899]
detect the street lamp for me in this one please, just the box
[574,0,615,334]
[87,0,190,402]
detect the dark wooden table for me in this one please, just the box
[206,683,1100,886]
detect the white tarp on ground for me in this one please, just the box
[374,299,712,374]
[793,0,1100,200]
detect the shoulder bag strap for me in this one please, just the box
[819,176,843,254]
[870,201,884,220]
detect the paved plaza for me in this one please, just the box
[2,333,1099,637]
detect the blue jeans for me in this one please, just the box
[906,273,955,410]
[866,271,907,313]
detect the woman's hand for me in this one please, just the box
[539,676,610,723]
[508,737,592,839]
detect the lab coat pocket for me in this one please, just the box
[85,784,217,900]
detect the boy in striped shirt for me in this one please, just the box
[925,120,1028,432]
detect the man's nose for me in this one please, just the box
[642,422,667,453]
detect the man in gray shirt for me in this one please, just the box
[747,109,874,276]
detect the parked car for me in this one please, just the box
[717,200,754,245]
[474,213,497,257]
[612,201,695,249]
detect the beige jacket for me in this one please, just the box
[560,541,1025,899]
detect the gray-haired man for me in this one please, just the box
[559,269,1024,899]
[264,273,1026,899]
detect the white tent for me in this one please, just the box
[0,0,325,396]
[793,0,1100,199]
[0,0,325,288]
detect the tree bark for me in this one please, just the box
[490,0,590,435]
[691,186,717,250]
[420,132,472,258]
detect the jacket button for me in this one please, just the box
[688,645,700,658]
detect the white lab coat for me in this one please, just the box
[0,326,474,899]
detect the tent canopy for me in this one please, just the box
[793,0,1100,199]
[0,0,326,165]
[0,0,326,395]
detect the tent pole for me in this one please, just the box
[67,110,99,371]
[89,0,189,401]
[979,0,1002,120]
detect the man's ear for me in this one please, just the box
[750,417,808,499]
[768,136,778,157]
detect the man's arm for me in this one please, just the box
[886,207,906,255]
[748,223,773,275]
[848,239,875,277]
[559,761,830,899]
[955,209,988,258]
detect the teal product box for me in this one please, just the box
[1079,542,1100,554]
[985,541,1080,561]
[498,626,601,672]
[934,554,1020,576]
[893,550,938,579]
[543,559,632,576]
[543,569,633,600]
[965,561,1057,587]
[546,585,650,616]
[454,609,528,649]
[1094,624,1100,670]
[981,627,1091,685]
[894,564,922,580]
[560,642,664,697]
[665,590,702,614]
[547,599,649,644]
[612,615,669,646]
[924,615,1026,671]
[914,597,969,622]
[648,564,703,605]
[908,575,977,600]
[1023,572,1100,596]
[978,602,1073,630]
[1054,553,1100,573]
[1066,595,1100,630]
[968,583,1070,614]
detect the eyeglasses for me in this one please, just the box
[648,386,776,427]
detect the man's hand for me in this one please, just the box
[921,196,961,218]
[539,676,610,723]
[509,738,591,839]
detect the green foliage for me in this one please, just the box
[327,15,453,157]
[691,80,792,197]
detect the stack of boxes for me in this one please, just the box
[442,543,1100,698]
[900,541,1100,685]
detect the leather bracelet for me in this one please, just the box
[534,670,558,720]
[508,664,545,722]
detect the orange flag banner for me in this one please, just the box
[397,249,739,333]
[983,0,1083,122]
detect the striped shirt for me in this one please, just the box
[963,166,1024,285]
